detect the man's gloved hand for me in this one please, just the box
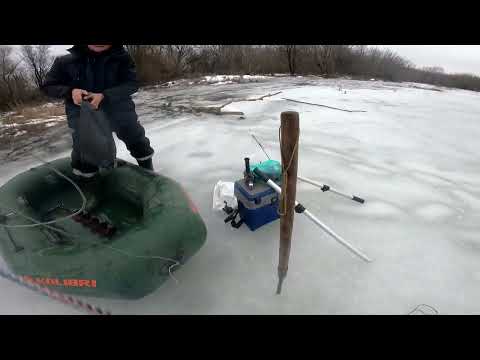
[84,93,105,110]
[72,88,89,105]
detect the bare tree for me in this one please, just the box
[125,45,145,63]
[186,45,221,74]
[166,45,194,75]
[20,45,53,88]
[0,46,25,108]
[125,45,158,64]
[120,44,480,93]
[422,66,445,74]
[315,45,337,76]
[281,45,297,75]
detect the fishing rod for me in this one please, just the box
[249,132,365,204]
[250,133,271,160]
[253,167,372,263]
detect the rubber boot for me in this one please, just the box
[70,173,101,212]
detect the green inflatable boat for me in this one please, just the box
[0,158,207,299]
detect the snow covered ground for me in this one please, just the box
[1,116,66,129]
[1,76,479,314]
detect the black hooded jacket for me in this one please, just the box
[41,45,139,127]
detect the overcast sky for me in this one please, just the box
[49,45,480,76]
[376,45,480,75]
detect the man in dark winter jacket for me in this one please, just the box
[41,44,154,177]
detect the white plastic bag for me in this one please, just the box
[212,181,237,211]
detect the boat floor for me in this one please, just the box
[35,185,144,242]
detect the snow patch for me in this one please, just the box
[410,172,454,187]
[13,130,27,137]
[213,81,234,86]
[153,81,180,88]
[349,163,390,176]
[451,190,480,210]
[203,74,270,85]
[415,203,456,221]
[242,75,269,80]
[1,116,66,129]
[357,201,404,217]
[204,75,239,83]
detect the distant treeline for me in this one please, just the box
[2,45,480,112]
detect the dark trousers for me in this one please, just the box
[71,116,154,175]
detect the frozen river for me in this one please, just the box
[1,76,479,314]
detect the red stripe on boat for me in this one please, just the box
[181,188,199,214]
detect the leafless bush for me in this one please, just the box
[280,45,297,75]
[125,45,175,85]
[313,45,338,76]
[125,44,480,93]
[20,45,53,89]
[423,66,445,74]
[0,46,42,110]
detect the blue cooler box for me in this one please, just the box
[234,178,281,231]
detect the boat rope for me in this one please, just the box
[0,156,182,287]
[2,197,181,284]
[0,154,87,229]
[1,210,77,237]
[277,126,299,217]
[250,133,271,160]
[100,244,180,284]
[0,266,112,315]
[3,207,181,285]
[407,304,439,315]
[282,98,367,113]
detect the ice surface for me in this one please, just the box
[414,203,457,221]
[1,76,480,314]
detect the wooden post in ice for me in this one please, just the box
[277,111,300,294]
